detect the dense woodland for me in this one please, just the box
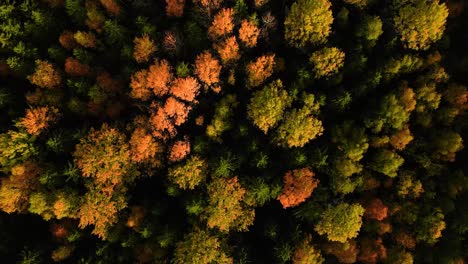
[0,0,467,263]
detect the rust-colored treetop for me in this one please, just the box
[239,19,260,48]
[195,51,222,86]
[208,8,234,39]
[246,54,275,88]
[278,167,319,208]
[20,106,59,136]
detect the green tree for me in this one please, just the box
[168,155,208,190]
[206,94,239,141]
[273,94,323,148]
[355,15,383,46]
[393,0,448,50]
[368,149,404,177]
[315,203,365,242]
[284,0,333,48]
[247,80,292,134]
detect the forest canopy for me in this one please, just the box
[0,0,467,263]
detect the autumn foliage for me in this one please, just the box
[65,57,91,77]
[195,51,222,86]
[170,77,201,103]
[166,0,185,17]
[239,19,260,48]
[29,60,62,89]
[147,59,173,97]
[73,124,131,188]
[168,138,191,162]
[214,36,240,64]
[208,8,234,39]
[0,161,41,213]
[133,35,157,63]
[364,198,388,221]
[130,128,161,163]
[59,30,77,50]
[278,168,319,208]
[20,106,59,136]
[99,0,121,16]
[246,55,275,88]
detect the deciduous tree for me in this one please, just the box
[315,203,365,242]
[278,168,319,208]
[284,0,333,47]
[168,155,208,189]
[194,51,221,86]
[165,0,185,17]
[147,59,173,97]
[239,19,260,48]
[214,36,240,64]
[20,106,59,136]
[205,176,255,232]
[28,60,61,89]
[393,0,448,50]
[133,34,157,63]
[208,8,234,39]
[173,229,233,264]
[246,55,275,88]
[247,80,292,133]
[309,47,345,79]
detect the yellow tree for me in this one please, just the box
[394,0,448,50]
[284,0,333,47]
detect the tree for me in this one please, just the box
[147,59,173,97]
[366,94,410,133]
[284,0,333,47]
[20,106,59,136]
[173,229,232,264]
[133,34,156,63]
[239,19,260,48]
[389,127,413,150]
[273,94,324,148]
[322,240,358,264]
[393,0,448,50]
[168,155,208,190]
[73,124,131,187]
[309,47,345,79]
[416,210,446,244]
[277,168,319,208]
[368,149,404,178]
[364,198,388,221]
[247,80,292,133]
[397,171,424,198]
[165,0,185,17]
[129,127,161,163]
[246,55,275,88]
[168,138,191,162]
[431,130,463,162]
[28,60,61,89]
[99,0,121,16]
[355,16,383,45]
[0,130,38,170]
[130,69,151,100]
[206,94,238,141]
[170,77,201,103]
[194,51,221,86]
[205,176,255,232]
[73,31,97,49]
[292,235,324,264]
[78,187,126,238]
[358,237,387,264]
[214,36,240,64]
[315,203,365,243]
[64,57,91,77]
[0,161,41,213]
[208,8,234,39]
[58,30,77,50]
